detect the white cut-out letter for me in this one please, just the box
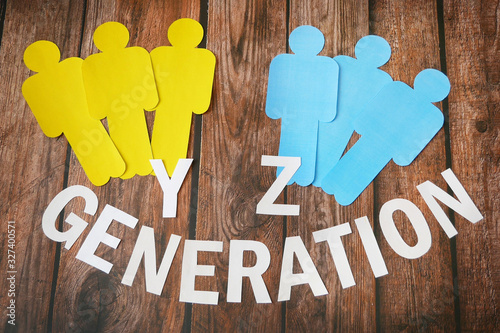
[354,216,388,278]
[121,226,181,295]
[150,159,193,218]
[313,223,355,289]
[379,199,432,259]
[278,236,327,301]
[257,155,300,216]
[417,168,483,238]
[179,240,223,305]
[76,205,138,273]
[227,240,271,303]
[42,185,98,250]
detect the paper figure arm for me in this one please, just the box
[81,54,112,120]
[313,56,339,123]
[132,47,159,111]
[265,54,290,120]
[22,77,63,138]
[191,49,216,114]
[392,106,444,166]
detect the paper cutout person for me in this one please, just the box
[266,25,339,186]
[314,35,393,187]
[22,40,126,186]
[82,22,158,179]
[321,69,450,205]
[150,18,215,176]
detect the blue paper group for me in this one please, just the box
[266,26,450,205]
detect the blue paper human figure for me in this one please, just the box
[313,35,393,187]
[321,68,450,205]
[266,25,339,186]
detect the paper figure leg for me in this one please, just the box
[313,120,354,187]
[278,116,318,186]
[108,110,153,179]
[321,135,391,205]
[151,105,192,177]
[67,122,125,186]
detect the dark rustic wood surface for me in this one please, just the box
[0,0,498,332]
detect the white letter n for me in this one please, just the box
[417,168,483,238]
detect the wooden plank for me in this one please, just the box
[285,0,377,331]
[369,0,456,330]
[50,1,200,331]
[0,1,85,331]
[443,0,500,330]
[191,0,287,331]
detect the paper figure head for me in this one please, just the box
[93,22,130,52]
[168,18,204,48]
[24,40,61,73]
[354,35,391,67]
[289,25,325,56]
[414,69,450,103]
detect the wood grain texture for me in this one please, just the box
[370,0,456,331]
[0,1,85,331]
[50,1,200,332]
[285,0,377,332]
[0,0,498,331]
[192,0,286,331]
[444,0,500,330]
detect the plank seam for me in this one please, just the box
[46,1,88,331]
[182,0,209,331]
[46,146,72,333]
[367,1,382,331]
[282,0,290,332]
[436,0,461,331]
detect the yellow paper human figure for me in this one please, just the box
[150,18,216,176]
[22,40,126,186]
[82,22,158,179]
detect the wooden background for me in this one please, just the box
[1,0,498,331]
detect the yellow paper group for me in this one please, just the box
[22,19,216,186]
